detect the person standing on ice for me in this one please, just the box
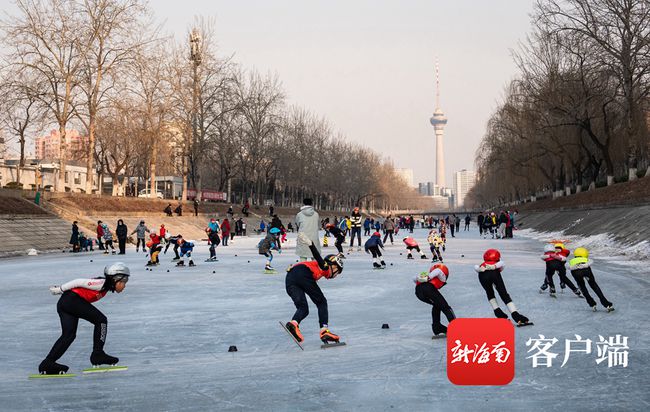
[475,249,531,326]
[403,236,427,259]
[364,231,386,269]
[414,263,456,338]
[37,262,130,375]
[382,215,396,244]
[539,243,582,298]
[295,198,321,261]
[349,207,362,252]
[116,219,128,255]
[206,218,220,261]
[284,232,343,344]
[568,247,614,312]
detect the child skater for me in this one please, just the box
[146,233,163,266]
[403,236,427,260]
[102,223,116,255]
[364,231,386,269]
[427,229,444,262]
[540,243,582,298]
[284,233,344,344]
[176,238,195,267]
[258,227,282,273]
[326,223,347,259]
[414,263,456,338]
[38,262,130,375]
[164,234,182,261]
[475,249,532,326]
[569,247,614,312]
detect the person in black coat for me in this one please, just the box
[70,221,80,252]
[116,219,128,254]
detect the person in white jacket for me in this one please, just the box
[295,198,321,261]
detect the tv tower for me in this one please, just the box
[429,60,448,189]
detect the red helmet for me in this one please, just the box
[483,249,501,262]
[372,231,381,237]
[429,263,449,276]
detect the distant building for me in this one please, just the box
[34,129,88,161]
[453,169,477,209]
[395,168,414,187]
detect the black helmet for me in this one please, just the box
[324,254,343,276]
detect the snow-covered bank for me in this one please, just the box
[517,205,650,262]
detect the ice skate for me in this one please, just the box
[145,261,155,267]
[373,262,382,269]
[90,350,119,366]
[407,254,414,260]
[38,358,69,375]
[320,327,340,343]
[420,255,428,260]
[285,320,304,343]
[176,260,185,267]
[606,306,615,312]
[111,250,116,255]
[380,260,386,267]
[172,257,180,261]
[432,333,447,340]
[188,260,196,267]
[337,253,346,259]
[511,311,532,326]
[103,250,109,255]
[549,287,557,298]
[573,289,584,298]
[493,307,509,319]
[591,306,597,312]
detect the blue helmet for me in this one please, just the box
[270,227,281,235]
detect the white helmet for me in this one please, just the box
[543,244,555,253]
[104,262,130,283]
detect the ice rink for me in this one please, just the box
[0,228,648,411]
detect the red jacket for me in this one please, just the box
[542,251,566,262]
[160,226,166,238]
[96,224,104,237]
[221,219,231,235]
[403,237,418,248]
[293,260,333,281]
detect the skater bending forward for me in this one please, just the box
[285,232,344,344]
[475,249,531,326]
[569,247,614,312]
[414,263,456,338]
[38,262,130,375]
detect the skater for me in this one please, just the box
[427,229,444,262]
[102,223,116,254]
[363,217,372,236]
[403,236,427,260]
[116,219,128,255]
[540,243,582,298]
[258,227,282,273]
[38,262,130,375]
[164,234,182,260]
[176,238,195,267]
[130,220,150,253]
[325,223,346,258]
[349,207,362,252]
[475,249,531,326]
[364,231,386,269]
[464,214,471,231]
[284,233,343,344]
[414,263,456,338]
[568,247,614,312]
[146,233,162,266]
[477,213,484,236]
[206,218,221,261]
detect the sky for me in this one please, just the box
[3,0,536,186]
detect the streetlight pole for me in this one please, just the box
[185,28,202,202]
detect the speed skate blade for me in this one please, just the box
[320,342,346,349]
[82,365,128,374]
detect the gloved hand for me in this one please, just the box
[416,272,429,283]
[278,249,282,254]
[49,285,63,295]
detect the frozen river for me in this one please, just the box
[0,228,647,411]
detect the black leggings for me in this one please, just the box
[415,283,456,334]
[478,270,512,304]
[383,230,394,243]
[286,268,328,327]
[368,246,382,258]
[334,236,345,254]
[572,270,612,308]
[136,238,146,251]
[544,261,578,291]
[118,237,126,254]
[429,245,442,261]
[349,227,361,247]
[46,291,107,361]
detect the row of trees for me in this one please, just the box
[468,0,650,208]
[0,0,424,211]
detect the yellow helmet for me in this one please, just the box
[554,243,565,250]
[574,247,589,258]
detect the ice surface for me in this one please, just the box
[0,228,648,411]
